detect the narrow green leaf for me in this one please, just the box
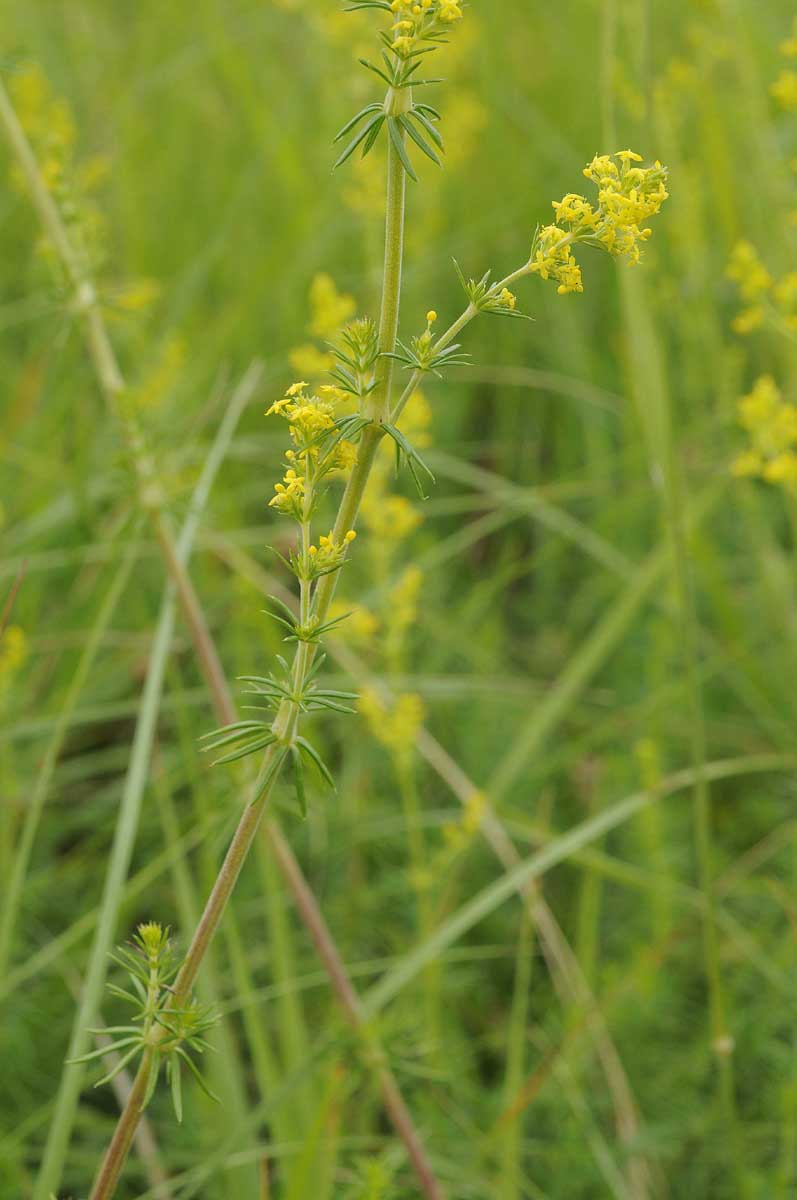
[252,745,290,805]
[291,746,307,818]
[333,103,383,144]
[68,1037,139,1065]
[212,733,277,767]
[399,113,442,166]
[94,1045,142,1088]
[141,1057,161,1111]
[361,115,385,158]
[333,113,385,170]
[387,116,418,182]
[170,1059,183,1123]
[411,108,444,150]
[295,737,336,790]
[176,1048,221,1103]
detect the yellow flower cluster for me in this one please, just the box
[358,687,426,754]
[529,226,583,295]
[772,18,797,111]
[267,381,357,513]
[387,565,423,637]
[269,465,306,516]
[291,274,357,380]
[308,530,357,571]
[364,495,424,544]
[309,273,356,340]
[390,0,463,57]
[486,287,517,311]
[531,150,669,295]
[727,241,797,335]
[9,64,109,278]
[732,375,797,488]
[267,382,336,448]
[326,600,379,643]
[9,63,76,194]
[582,150,669,259]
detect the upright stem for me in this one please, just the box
[370,112,408,424]
[88,1051,155,1200]
[80,67,443,1200]
[88,750,286,1200]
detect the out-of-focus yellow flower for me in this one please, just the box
[772,68,797,110]
[358,687,425,754]
[733,375,797,492]
[362,493,423,545]
[731,306,765,335]
[308,273,356,340]
[289,344,335,378]
[442,789,487,851]
[327,600,379,642]
[388,565,423,636]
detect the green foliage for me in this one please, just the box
[3,2,797,1199]
[70,924,219,1121]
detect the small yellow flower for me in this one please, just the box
[772,69,797,111]
[289,344,336,378]
[305,530,357,571]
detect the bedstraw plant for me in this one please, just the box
[2,2,669,1197]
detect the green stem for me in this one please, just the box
[88,751,286,1200]
[390,261,534,425]
[370,124,407,423]
[88,1050,155,1200]
[85,68,444,1200]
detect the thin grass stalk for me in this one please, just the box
[363,755,797,1012]
[498,908,534,1200]
[34,586,181,1200]
[0,530,138,980]
[619,266,748,1196]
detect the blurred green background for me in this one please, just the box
[3,1,797,1197]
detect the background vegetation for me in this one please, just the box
[2,1,797,1197]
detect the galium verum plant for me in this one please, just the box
[80,3,669,1195]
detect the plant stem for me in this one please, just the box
[390,261,533,425]
[69,71,443,1200]
[371,124,407,423]
[88,1050,155,1200]
[173,748,288,1006]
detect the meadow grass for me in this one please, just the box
[3,1,797,1198]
